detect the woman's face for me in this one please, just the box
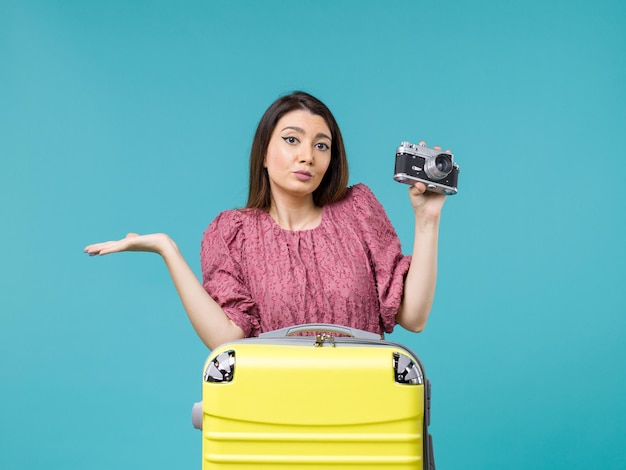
[264,109,332,202]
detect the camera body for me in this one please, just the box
[393,141,460,195]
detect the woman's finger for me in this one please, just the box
[411,182,427,194]
[84,239,125,255]
[418,141,453,155]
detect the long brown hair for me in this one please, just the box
[246,91,349,209]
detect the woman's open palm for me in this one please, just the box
[84,233,171,256]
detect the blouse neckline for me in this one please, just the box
[260,205,328,234]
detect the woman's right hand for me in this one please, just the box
[84,233,173,256]
[83,232,244,349]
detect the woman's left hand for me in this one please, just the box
[407,142,449,220]
[408,182,446,219]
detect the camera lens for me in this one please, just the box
[424,153,453,180]
[436,155,452,172]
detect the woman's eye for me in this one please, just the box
[316,142,330,151]
[282,136,298,144]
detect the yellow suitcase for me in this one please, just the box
[192,324,435,469]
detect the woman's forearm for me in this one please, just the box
[396,214,440,332]
[159,238,244,349]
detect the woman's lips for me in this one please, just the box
[293,170,312,181]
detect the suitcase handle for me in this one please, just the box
[258,323,382,340]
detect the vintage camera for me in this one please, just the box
[393,141,460,195]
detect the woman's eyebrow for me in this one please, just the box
[281,126,331,141]
[281,126,305,134]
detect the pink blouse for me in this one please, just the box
[200,184,411,337]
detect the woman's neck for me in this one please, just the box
[268,196,322,231]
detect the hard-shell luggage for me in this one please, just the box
[192,324,435,469]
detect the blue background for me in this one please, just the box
[2,0,625,468]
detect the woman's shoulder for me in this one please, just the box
[331,183,382,213]
[334,183,377,206]
[328,183,391,231]
[202,208,260,245]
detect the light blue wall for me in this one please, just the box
[2,1,625,468]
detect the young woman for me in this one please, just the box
[84,91,447,350]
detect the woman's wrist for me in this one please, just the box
[414,211,441,233]
[155,234,179,258]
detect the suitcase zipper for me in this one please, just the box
[314,333,336,347]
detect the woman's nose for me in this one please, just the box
[299,147,314,164]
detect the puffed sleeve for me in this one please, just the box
[351,184,411,333]
[200,211,260,337]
